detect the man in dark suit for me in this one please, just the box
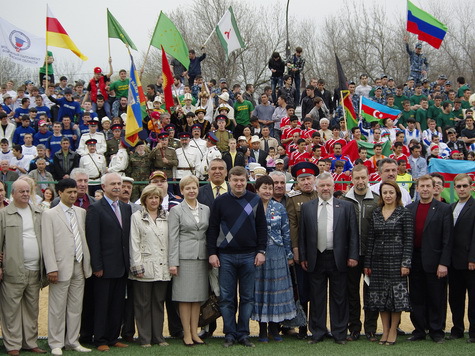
[249,135,267,168]
[299,172,359,344]
[197,158,229,338]
[86,173,132,351]
[406,175,453,343]
[448,173,475,343]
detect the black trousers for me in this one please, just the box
[308,250,348,341]
[409,252,447,340]
[79,277,95,343]
[121,279,135,339]
[449,267,475,338]
[93,275,127,346]
[347,255,379,334]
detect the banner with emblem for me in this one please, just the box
[0,17,45,67]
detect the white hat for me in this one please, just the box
[249,163,261,172]
[122,176,134,183]
[254,167,267,176]
[250,135,260,144]
[120,113,128,122]
[184,93,193,101]
[218,92,229,101]
[153,95,162,103]
[101,117,111,124]
[238,136,247,141]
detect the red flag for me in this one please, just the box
[161,46,174,112]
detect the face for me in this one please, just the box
[12,181,30,205]
[252,142,260,150]
[352,169,369,193]
[209,161,227,184]
[381,184,397,206]
[417,179,434,201]
[120,182,133,201]
[333,145,342,155]
[36,161,46,171]
[316,177,334,201]
[374,146,382,155]
[102,174,122,200]
[297,175,316,193]
[87,144,96,153]
[0,183,5,201]
[145,194,161,211]
[181,182,198,201]
[271,175,286,196]
[75,174,89,195]
[432,177,444,196]
[229,174,247,196]
[119,71,126,80]
[257,183,273,202]
[150,176,168,195]
[59,187,77,206]
[359,149,367,160]
[320,121,329,130]
[455,178,471,201]
[380,163,397,182]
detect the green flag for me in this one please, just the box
[150,11,189,69]
[107,9,137,50]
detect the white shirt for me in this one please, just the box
[453,201,466,225]
[17,206,40,271]
[318,197,334,250]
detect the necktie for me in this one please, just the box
[215,185,221,198]
[78,198,84,208]
[112,200,122,227]
[264,139,269,153]
[318,201,328,252]
[67,208,83,263]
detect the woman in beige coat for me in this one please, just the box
[129,185,171,348]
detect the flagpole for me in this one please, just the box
[45,6,49,91]
[202,30,214,48]
[140,44,152,78]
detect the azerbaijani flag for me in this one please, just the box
[361,96,401,124]
[161,46,174,112]
[125,55,147,146]
[342,140,392,162]
[407,1,447,49]
[216,7,245,59]
[428,158,475,201]
[46,6,87,60]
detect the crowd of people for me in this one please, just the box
[0,40,474,354]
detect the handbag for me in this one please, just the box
[198,293,221,327]
[281,265,307,328]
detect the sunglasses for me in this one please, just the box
[455,184,470,189]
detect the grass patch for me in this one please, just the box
[18,334,475,355]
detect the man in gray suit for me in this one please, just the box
[42,179,92,355]
[299,172,359,345]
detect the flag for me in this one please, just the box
[407,1,447,49]
[428,158,475,201]
[161,46,174,112]
[342,140,392,162]
[125,55,147,146]
[360,96,401,124]
[150,12,189,69]
[335,54,358,131]
[0,17,45,67]
[216,7,245,58]
[46,6,87,60]
[107,9,137,50]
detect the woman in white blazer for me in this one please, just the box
[168,175,210,346]
[129,185,171,348]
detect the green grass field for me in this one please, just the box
[22,334,475,355]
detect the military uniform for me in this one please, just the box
[214,129,233,152]
[149,146,178,180]
[105,138,120,164]
[175,145,201,179]
[189,137,207,160]
[127,151,151,202]
[168,138,181,150]
[286,189,319,250]
[406,43,429,83]
[79,152,107,186]
[108,147,129,176]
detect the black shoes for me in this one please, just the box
[347,331,360,341]
[240,338,255,347]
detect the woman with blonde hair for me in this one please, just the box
[168,175,210,346]
[130,185,171,348]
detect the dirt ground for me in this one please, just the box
[36,286,468,338]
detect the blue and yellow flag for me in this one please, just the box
[125,55,146,146]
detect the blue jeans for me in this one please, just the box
[270,77,283,104]
[218,252,256,341]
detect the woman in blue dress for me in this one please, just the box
[252,175,296,342]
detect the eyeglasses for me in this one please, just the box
[455,184,470,189]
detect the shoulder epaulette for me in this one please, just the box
[287,190,302,198]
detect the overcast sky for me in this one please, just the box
[2,0,432,80]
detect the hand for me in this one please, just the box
[162,157,169,164]
[401,267,410,276]
[209,254,220,268]
[108,57,112,64]
[436,264,448,278]
[293,247,299,264]
[0,252,3,263]
[288,259,294,266]
[347,259,358,267]
[136,273,144,278]
[301,260,308,271]
[169,266,178,276]
[364,268,372,276]
[93,270,103,278]
[469,262,475,271]
[255,253,265,266]
[48,271,58,284]
[0,268,3,281]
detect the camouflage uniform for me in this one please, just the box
[126,151,151,202]
[406,43,429,83]
[105,138,120,164]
